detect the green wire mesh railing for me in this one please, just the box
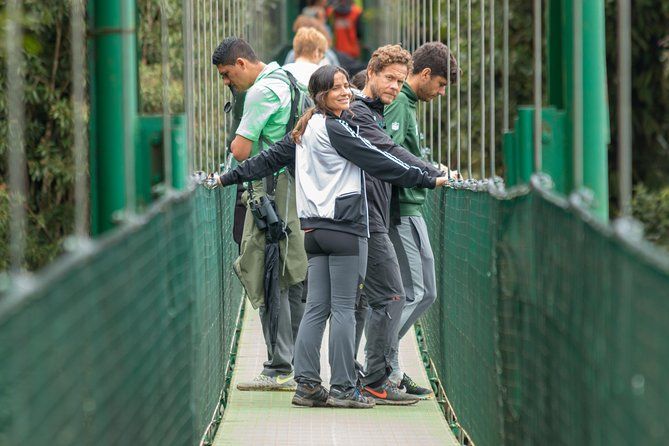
[0,187,241,445]
[422,181,669,446]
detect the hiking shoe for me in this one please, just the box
[362,379,420,405]
[327,386,375,409]
[292,383,330,407]
[398,373,434,399]
[237,373,297,391]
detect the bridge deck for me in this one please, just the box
[213,300,459,446]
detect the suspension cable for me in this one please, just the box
[618,0,632,216]
[490,0,496,178]
[430,0,436,166]
[480,0,486,179]
[71,0,89,237]
[6,0,27,272]
[533,0,542,172]
[161,0,173,189]
[456,0,461,176]
[573,0,583,190]
[183,0,195,176]
[503,0,509,132]
[444,0,449,177]
[122,0,136,213]
[467,0,472,179]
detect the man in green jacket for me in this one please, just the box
[384,41,459,397]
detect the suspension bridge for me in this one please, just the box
[1,1,668,445]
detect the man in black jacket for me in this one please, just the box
[210,44,444,405]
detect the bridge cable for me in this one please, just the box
[533,0,542,172]
[161,0,173,190]
[490,0,496,178]
[480,0,486,179]
[121,0,137,215]
[6,0,27,272]
[467,0,472,179]
[71,0,89,237]
[617,0,632,216]
[456,0,461,177]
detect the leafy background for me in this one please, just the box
[0,0,667,271]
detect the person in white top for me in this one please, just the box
[282,27,328,89]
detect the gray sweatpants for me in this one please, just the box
[388,215,437,381]
[259,282,304,377]
[358,232,406,387]
[294,230,368,389]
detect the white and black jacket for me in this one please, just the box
[220,108,440,237]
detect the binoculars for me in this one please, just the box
[250,195,281,231]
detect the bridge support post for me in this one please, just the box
[546,0,610,219]
[88,0,139,234]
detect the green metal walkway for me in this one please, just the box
[213,301,458,446]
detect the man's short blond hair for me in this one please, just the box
[367,44,413,75]
[293,27,328,58]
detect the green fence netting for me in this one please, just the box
[0,186,241,445]
[422,180,669,446]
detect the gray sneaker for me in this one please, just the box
[362,379,420,405]
[237,373,297,391]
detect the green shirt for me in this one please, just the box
[236,62,291,157]
[384,82,427,217]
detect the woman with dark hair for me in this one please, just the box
[287,65,446,408]
[210,65,448,408]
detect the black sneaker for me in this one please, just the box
[291,382,330,407]
[362,379,420,405]
[398,373,434,399]
[327,386,375,409]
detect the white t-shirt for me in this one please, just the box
[282,61,321,88]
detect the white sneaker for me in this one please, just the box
[236,372,297,391]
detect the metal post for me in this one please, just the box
[582,0,610,219]
[90,0,138,234]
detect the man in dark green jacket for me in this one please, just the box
[384,42,459,398]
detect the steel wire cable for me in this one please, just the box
[456,0,461,176]
[467,0,472,179]
[437,0,444,171]
[71,0,89,237]
[480,0,486,178]
[6,0,27,271]
[533,0,542,172]
[430,0,436,166]
[161,0,173,189]
[618,0,632,216]
[183,0,195,176]
[573,0,583,190]
[490,0,496,177]
[122,0,136,213]
[503,0,509,132]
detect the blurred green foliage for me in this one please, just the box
[0,1,667,272]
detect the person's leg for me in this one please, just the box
[328,236,367,390]
[388,216,437,397]
[258,287,294,377]
[354,292,368,358]
[388,216,427,381]
[360,233,406,387]
[397,216,437,339]
[293,256,331,386]
[289,281,305,348]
